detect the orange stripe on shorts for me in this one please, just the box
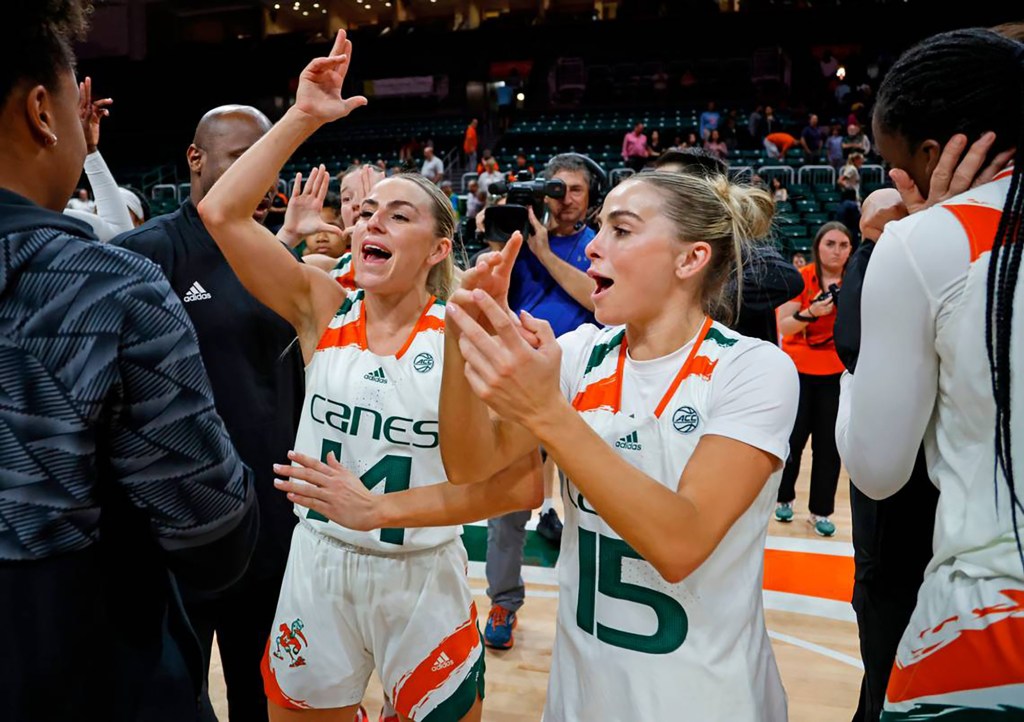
[261,638,311,710]
[393,604,481,717]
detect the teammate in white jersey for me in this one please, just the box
[440,170,800,720]
[198,32,541,722]
[836,28,1024,720]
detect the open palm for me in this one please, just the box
[294,29,368,124]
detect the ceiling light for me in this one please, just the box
[516,92,525,101]
[321,7,327,12]
[312,2,318,5]
[385,1,391,5]
[303,9,309,14]
[365,3,371,7]
[273,3,280,8]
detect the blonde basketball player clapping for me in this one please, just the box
[440,171,800,720]
[198,32,541,722]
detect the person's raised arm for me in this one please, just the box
[525,206,596,311]
[198,30,366,354]
[440,233,541,484]
[78,77,133,235]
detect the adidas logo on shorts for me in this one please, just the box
[431,652,455,672]
[363,367,388,384]
[183,281,212,303]
[614,431,642,451]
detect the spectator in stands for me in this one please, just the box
[826,123,845,172]
[483,152,601,651]
[763,105,778,137]
[764,130,798,160]
[682,131,700,149]
[375,157,386,172]
[647,129,664,161]
[479,157,504,194]
[320,189,341,228]
[621,121,649,172]
[266,187,288,232]
[774,221,853,537]
[508,152,535,180]
[65,186,94,212]
[111,104,306,722]
[0,4,257,719]
[421,145,444,184]
[720,114,740,152]
[440,179,460,218]
[800,113,825,164]
[477,147,498,174]
[699,99,720,140]
[839,151,865,200]
[770,176,788,203]
[399,136,420,162]
[704,128,729,161]
[792,251,808,269]
[747,105,764,148]
[464,117,479,171]
[843,122,871,158]
[836,187,862,243]
[467,187,487,220]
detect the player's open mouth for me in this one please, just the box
[588,270,614,298]
[361,242,393,264]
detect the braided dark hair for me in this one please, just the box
[1,1,91,105]
[876,28,1024,567]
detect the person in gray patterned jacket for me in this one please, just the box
[0,3,258,721]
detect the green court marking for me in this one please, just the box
[461,526,560,568]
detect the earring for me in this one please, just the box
[46,134,58,146]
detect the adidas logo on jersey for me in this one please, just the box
[363,367,388,384]
[614,431,642,451]
[183,282,212,303]
[431,652,455,672]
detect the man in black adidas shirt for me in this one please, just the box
[112,105,303,722]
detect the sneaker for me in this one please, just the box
[774,502,794,523]
[484,606,518,650]
[809,515,836,537]
[537,508,563,544]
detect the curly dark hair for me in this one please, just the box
[1,1,92,105]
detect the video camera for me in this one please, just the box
[483,170,566,243]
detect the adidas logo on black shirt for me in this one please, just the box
[183,282,212,303]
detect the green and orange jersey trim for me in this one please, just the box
[572,317,720,417]
[316,291,444,358]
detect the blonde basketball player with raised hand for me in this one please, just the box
[198,31,541,722]
[440,171,799,720]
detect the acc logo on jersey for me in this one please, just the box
[413,352,435,373]
[672,406,700,434]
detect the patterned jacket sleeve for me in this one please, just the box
[109,266,259,590]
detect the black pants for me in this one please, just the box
[850,448,937,721]
[186,568,285,722]
[626,155,647,173]
[778,372,842,517]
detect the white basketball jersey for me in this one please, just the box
[292,289,459,552]
[889,171,1024,579]
[329,252,356,290]
[545,318,791,721]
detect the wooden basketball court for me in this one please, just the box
[210,460,863,720]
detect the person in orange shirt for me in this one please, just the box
[764,131,798,161]
[775,221,852,536]
[464,118,479,173]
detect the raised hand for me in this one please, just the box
[889,132,1015,215]
[279,164,343,247]
[859,188,909,243]
[446,291,562,427]
[273,450,381,531]
[78,76,112,154]
[293,29,368,125]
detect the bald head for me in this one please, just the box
[188,105,272,205]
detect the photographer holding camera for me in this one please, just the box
[481,153,600,650]
[774,221,853,537]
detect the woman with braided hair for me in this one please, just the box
[836,28,1024,719]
